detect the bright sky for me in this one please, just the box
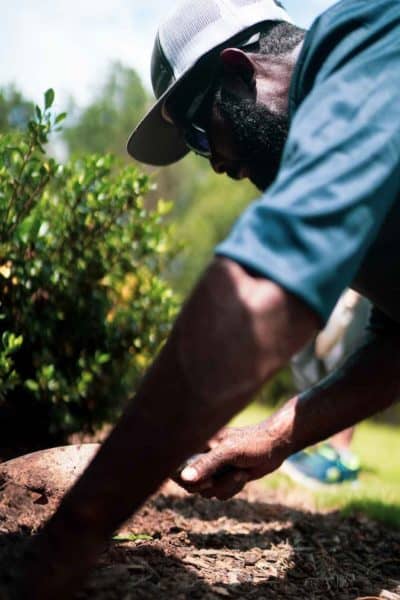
[1,0,337,110]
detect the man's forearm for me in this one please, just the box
[269,332,400,457]
[19,258,318,598]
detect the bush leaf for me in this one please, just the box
[44,88,55,109]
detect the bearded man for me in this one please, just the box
[17,1,400,597]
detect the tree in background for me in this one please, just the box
[0,85,34,133]
[63,61,149,158]
[169,164,255,294]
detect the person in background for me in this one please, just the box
[283,290,371,487]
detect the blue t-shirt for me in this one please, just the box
[216,0,400,327]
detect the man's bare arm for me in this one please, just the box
[177,327,400,500]
[17,258,318,599]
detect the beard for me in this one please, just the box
[215,90,289,192]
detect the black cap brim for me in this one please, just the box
[127,84,189,166]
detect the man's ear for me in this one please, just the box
[219,48,256,91]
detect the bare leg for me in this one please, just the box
[329,426,355,451]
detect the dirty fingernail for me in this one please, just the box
[181,466,198,481]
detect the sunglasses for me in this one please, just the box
[183,123,212,157]
[163,74,217,158]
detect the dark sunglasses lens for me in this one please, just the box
[184,125,211,157]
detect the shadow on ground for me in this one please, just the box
[1,482,400,599]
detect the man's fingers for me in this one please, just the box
[199,469,249,500]
[180,448,233,484]
[177,478,214,493]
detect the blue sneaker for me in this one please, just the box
[281,444,360,489]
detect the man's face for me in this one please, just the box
[205,85,290,192]
[165,47,293,192]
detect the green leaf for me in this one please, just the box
[157,199,173,216]
[35,106,42,121]
[8,334,23,350]
[25,379,40,392]
[1,332,10,347]
[97,353,110,365]
[44,88,55,110]
[112,533,153,543]
[55,112,67,125]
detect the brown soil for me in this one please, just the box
[0,447,399,599]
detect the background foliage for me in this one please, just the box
[0,85,34,133]
[0,89,178,443]
[63,62,148,159]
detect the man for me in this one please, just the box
[18,0,400,597]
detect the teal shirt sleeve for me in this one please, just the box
[215,2,400,323]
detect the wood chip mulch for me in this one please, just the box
[1,478,399,599]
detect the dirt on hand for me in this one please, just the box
[0,445,399,600]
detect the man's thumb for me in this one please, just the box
[181,451,228,483]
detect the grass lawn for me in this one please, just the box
[232,402,400,528]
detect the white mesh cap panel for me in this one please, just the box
[160,0,221,74]
[231,0,265,4]
[159,0,292,78]
[231,0,286,5]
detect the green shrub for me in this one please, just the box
[0,90,179,441]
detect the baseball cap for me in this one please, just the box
[127,0,292,166]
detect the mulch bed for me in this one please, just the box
[0,474,399,599]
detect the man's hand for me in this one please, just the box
[176,324,400,504]
[176,423,288,500]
